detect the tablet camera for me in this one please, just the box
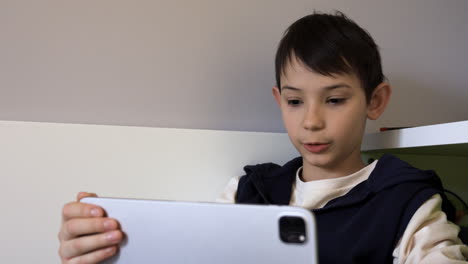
[279,216,307,244]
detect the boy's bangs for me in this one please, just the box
[274,11,384,101]
[286,48,354,79]
[276,18,356,86]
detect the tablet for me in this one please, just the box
[81,197,318,264]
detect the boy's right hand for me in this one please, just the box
[58,192,124,264]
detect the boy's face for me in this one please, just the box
[273,57,372,173]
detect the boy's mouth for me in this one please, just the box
[303,143,330,153]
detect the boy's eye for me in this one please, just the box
[327,98,346,104]
[287,99,302,106]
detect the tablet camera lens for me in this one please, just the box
[279,216,307,244]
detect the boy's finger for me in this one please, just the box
[64,246,117,264]
[59,230,123,260]
[62,202,104,221]
[59,217,119,241]
[77,192,98,201]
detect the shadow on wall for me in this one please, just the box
[366,74,468,133]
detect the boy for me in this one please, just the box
[58,11,467,263]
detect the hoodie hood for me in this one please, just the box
[239,154,447,211]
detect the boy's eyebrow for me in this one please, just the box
[281,85,302,91]
[323,83,352,90]
[281,83,351,91]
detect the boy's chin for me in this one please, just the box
[301,152,337,169]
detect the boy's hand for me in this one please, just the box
[58,192,123,264]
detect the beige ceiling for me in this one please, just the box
[1,0,467,132]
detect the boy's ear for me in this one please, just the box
[367,82,392,120]
[272,86,282,107]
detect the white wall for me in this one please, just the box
[1,0,467,133]
[0,120,297,263]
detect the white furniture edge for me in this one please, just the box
[361,120,468,151]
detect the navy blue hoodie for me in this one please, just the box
[236,154,455,264]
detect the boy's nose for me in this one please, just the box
[302,106,325,131]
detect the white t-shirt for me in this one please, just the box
[217,159,468,263]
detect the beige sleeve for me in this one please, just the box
[215,176,241,204]
[393,194,468,263]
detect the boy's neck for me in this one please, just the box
[300,155,366,182]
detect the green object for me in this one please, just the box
[362,149,468,227]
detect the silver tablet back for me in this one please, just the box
[82,197,317,264]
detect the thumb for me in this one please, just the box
[76,192,98,201]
